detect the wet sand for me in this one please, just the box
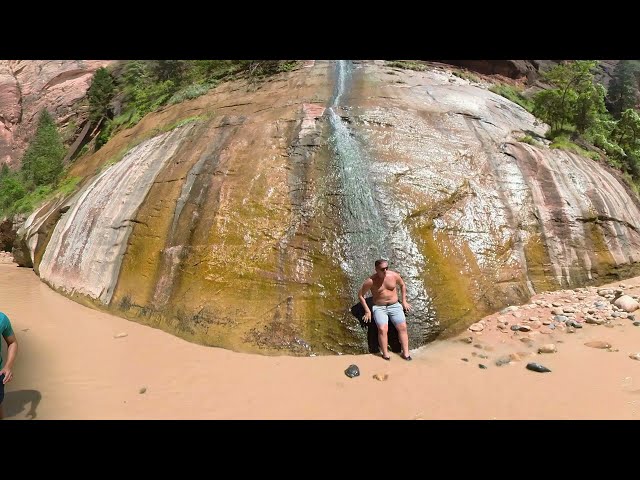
[2,262,640,419]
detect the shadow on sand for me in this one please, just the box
[3,389,41,419]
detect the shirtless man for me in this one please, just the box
[358,259,412,361]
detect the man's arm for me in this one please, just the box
[1,334,17,384]
[397,274,412,312]
[358,279,373,323]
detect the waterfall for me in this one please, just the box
[327,60,437,344]
[328,60,388,292]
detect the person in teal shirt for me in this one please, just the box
[0,311,18,420]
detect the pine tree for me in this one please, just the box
[21,110,66,187]
[87,67,115,122]
[151,60,186,84]
[607,60,640,118]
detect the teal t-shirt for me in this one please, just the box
[0,312,14,370]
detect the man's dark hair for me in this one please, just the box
[374,259,388,268]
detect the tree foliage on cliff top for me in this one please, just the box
[91,60,301,150]
[529,60,640,186]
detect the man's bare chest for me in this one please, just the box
[372,278,397,293]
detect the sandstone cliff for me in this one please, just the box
[11,60,640,355]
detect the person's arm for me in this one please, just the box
[1,334,17,384]
[397,274,412,312]
[358,279,373,322]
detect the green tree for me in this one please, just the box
[87,67,115,122]
[533,88,572,133]
[151,60,186,84]
[0,173,27,211]
[613,108,640,152]
[121,61,150,96]
[534,60,599,133]
[131,79,176,117]
[600,108,640,176]
[574,83,607,134]
[21,110,66,187]
[607,60,640,118]
[95,119,113,150]
[626,151,640,178]
[189,60,224,82]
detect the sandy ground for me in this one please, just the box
[1,262,640,420]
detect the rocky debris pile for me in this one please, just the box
[468,284,640,337]
[0,251,14,264]
[463,283,640,370]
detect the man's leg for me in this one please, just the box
[372,307,390,359]
[0,374,4,419]
[389,304,410,358]
[396,322,410,358]
[377,324,389,358]
[0,373,4,420]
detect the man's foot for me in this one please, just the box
[381,354,391,361]
[401,353,412,361]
